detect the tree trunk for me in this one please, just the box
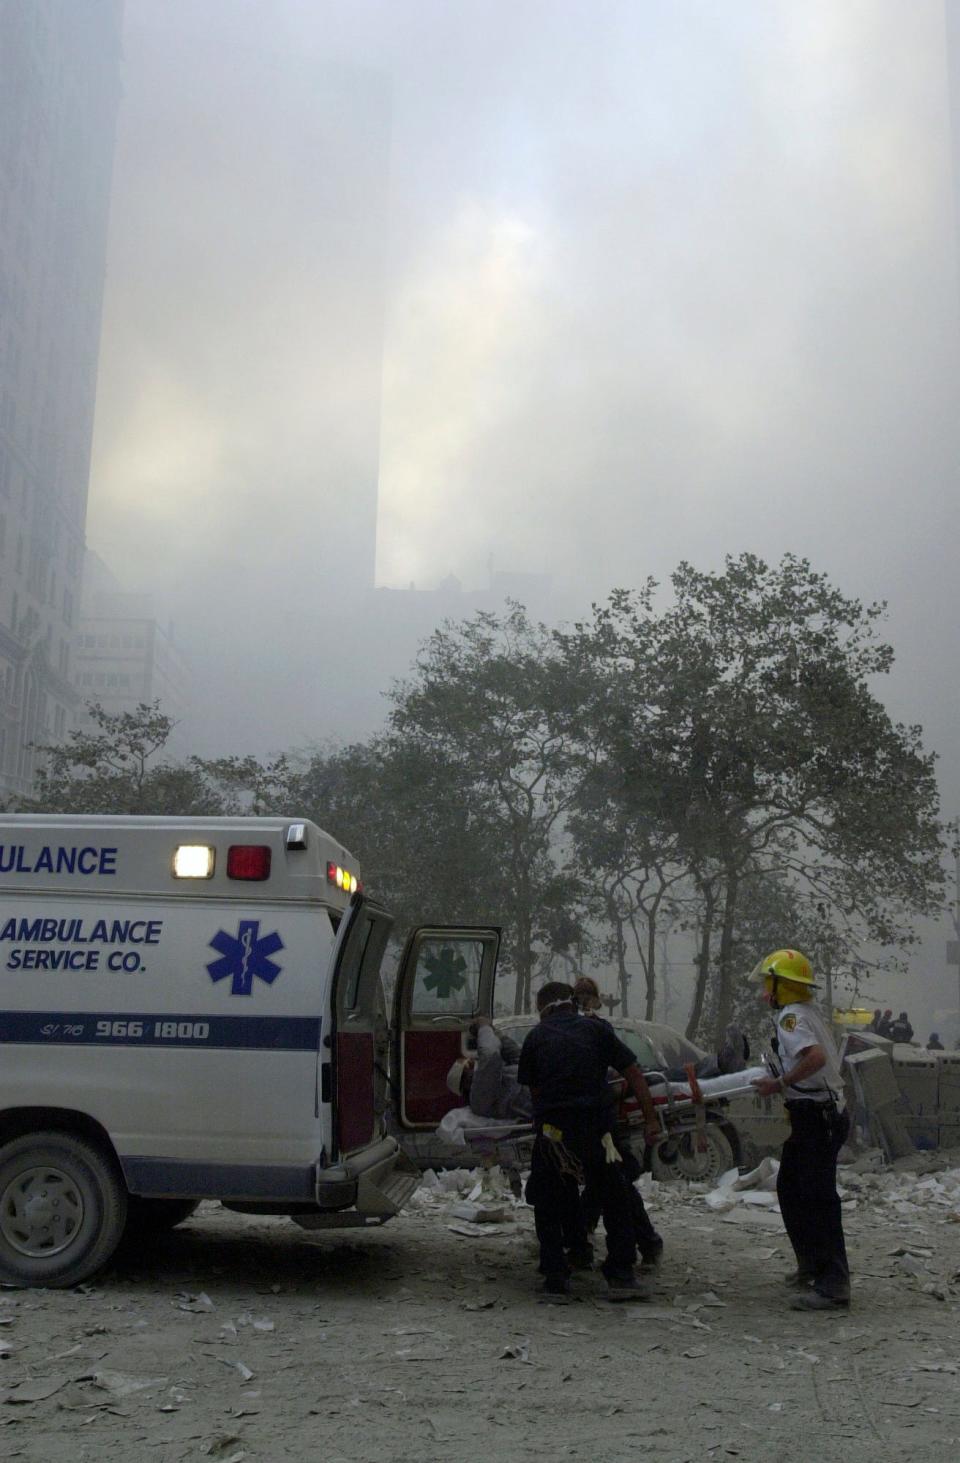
[628,907,658,1021]
[715,868,740,1042]
[513,883,534,1013]
[610,902,630,1017]
[645,911,657,1021]
[686,880,716,1041]
[511,830,531,1013]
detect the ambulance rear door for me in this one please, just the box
[328,894,394,1158]
[392,926,500,1130]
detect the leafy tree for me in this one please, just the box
[194,754,293,815]
[563,555,945,1041]
[285,737,505,935]
[21,702,225,815]
[387,604,584,1012]
[567,764,687,1018]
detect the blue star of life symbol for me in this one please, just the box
[207,920,284,996]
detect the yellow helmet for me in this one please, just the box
[752,948,816,987]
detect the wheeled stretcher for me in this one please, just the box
[440,1065,769,1173]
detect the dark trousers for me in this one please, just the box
[527,1111,637,1280]
[778,1102,850,1298]
[581,1137,662,1259]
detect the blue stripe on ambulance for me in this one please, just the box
[0,1010,319,1050]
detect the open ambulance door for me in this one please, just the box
[392,926,501,1130]
[329,893,394,1158]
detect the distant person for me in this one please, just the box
[889,1011,914,1044]
[868,1009,883,1034]
[876,1009,894,1039]
[573,976,603,1014]
[927,1033,945,1052]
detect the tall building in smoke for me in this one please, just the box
[91,27,391,754]
[74,552,192,758]
[948,4,960,232]
[0,0,122,796]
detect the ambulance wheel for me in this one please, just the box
[649,1124,734,1185]
[0,1131,127,1288]
[124,1197,200,1234]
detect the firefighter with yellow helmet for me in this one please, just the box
[751,949,850,1310]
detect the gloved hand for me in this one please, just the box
[601,1132,623,1165]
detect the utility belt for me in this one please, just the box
[785,1097,848,1140]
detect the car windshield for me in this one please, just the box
[614,1028,659,1069]
[647,1027,704,1070]
[497,1017,703,1077]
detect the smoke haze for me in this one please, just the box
[86,1,960,1018]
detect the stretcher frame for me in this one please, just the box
[460,1066,765,1169]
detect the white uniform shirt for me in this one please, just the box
[773,1001,845,1110]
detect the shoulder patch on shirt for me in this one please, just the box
[780,1013,797,1032]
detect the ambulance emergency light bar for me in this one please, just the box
[327,861,359,894]
[172,845,272,881]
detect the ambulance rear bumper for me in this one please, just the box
[313,1136,419,1218]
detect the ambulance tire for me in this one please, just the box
[0,1130,127,1288]
[123,1197,200,1235]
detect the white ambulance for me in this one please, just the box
[0,814,500,1287]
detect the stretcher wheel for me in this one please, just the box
[649,1123,734,1184]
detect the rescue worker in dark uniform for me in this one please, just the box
[572,976,664,1269]
[517,981,661,1302]
[751,949,851,1311]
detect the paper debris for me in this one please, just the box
[450,1202,506,1224]
[89,1370,169,1399]
[176,1291,215,1313]
[3,1374,71,1404]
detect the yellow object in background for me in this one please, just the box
[832,1008,874,1027]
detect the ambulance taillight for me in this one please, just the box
[227,845,272,881]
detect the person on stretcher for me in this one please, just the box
[446,1017,533,1121]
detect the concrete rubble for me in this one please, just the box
[842,1035,960,1160]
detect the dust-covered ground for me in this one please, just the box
[2,1155,960,1463]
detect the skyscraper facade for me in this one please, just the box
[0,0,122,795]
